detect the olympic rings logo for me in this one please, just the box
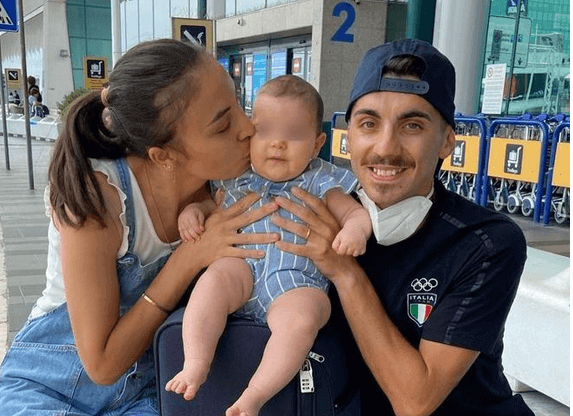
[411,278,438,292]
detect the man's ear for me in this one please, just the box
[438,126,456,160]
[313,132,327,157]
[147,146,177,170]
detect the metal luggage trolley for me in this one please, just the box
[439,115,489,204]
[330,111,351,168]
[542,115,570,224]
[483,116,551,222]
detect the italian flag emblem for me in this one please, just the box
[407,293,437,326]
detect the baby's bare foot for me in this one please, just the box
[165,358,210,401]
[225,385,267,416]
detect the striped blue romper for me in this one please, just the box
[212,158,358,324]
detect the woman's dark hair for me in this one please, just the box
[49,39,210,228]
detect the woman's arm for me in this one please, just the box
[272,187,479,416]
[61,176,278,385]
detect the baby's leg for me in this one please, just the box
[165,257,253,401]
[226,287,331,416]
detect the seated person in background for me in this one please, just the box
[29,86,43,117]
[166,75,372,416]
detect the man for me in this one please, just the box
[274,39,534,415]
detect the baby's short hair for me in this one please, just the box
[257,75,324,134]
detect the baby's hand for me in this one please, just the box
[332,226,367,257]
[178,204,206,243]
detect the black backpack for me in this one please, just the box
[154,307,360,415]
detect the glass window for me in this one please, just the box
[139,0,154,42]
[171,0,190,17]
[67,5,86,37]
[125,0,139,51]
[86,6,111,40]
[482,0,570,115]
[87,39,112,57]
[226,0,236,17]
[86,0,110,6]
[69,37,87,70]
[154,0,171,38]
[237,0,266,14]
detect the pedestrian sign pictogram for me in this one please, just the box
[0,0,18,32]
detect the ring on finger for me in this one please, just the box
[304,226,311,240]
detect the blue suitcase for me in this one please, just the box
[154,307,360,415]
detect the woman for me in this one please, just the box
[0,39,278,415]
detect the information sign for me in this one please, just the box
[172,18,214,54]
[83,56,109,89]
[4,67,21,90]
[481,63,507,115]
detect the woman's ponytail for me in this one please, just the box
[49,91,124,228]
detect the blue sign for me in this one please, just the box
[271,50,287,79]
[252,53,267,98]
[218,57,230,72]
[0,0,18,32]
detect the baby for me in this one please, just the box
[166,75,372,416]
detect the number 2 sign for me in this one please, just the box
[331,2,356,43]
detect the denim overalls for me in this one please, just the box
[0,159,170,415]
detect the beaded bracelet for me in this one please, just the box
[141,292,171,315]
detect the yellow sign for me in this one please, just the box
[5,68,22,90]
[83,56,109,90]
[173,18,214,54]
[487,138,542,183]
[331,128,350,160]
[442,135,481,174]
[552,143,570,188]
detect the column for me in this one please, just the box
[433,0,491,115]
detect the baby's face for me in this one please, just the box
[250,94,324,182]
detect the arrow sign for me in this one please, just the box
[0,0,18,32]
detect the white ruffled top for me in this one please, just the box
[30,158,179,320]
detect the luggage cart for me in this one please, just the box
[542,116,570,224]
[440,115,489,204]
[483,117,551,222]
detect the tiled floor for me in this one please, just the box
[0,136,569,415]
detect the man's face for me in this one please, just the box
[347,89,455,210]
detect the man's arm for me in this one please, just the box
[334,264,478,416]
[273,187,478,416]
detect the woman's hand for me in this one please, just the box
[178,192,279,270]
[271,187,359,283]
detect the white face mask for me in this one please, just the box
[357,187,434,246]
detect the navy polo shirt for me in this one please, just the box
[329,180,534,415]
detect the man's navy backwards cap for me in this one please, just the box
[346,38,456,129]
